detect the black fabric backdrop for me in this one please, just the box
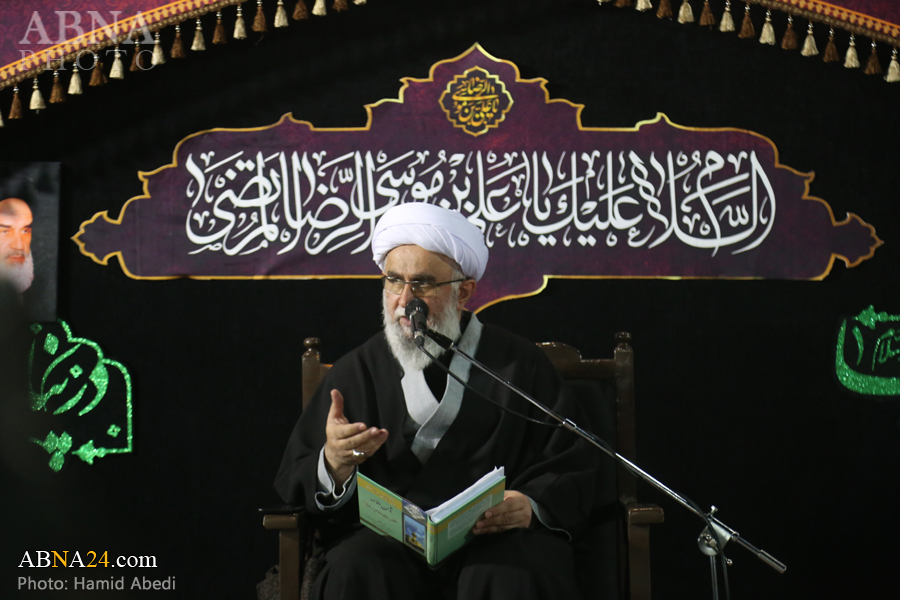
[1,1,898,598]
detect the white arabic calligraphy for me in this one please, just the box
[183,149,775,257]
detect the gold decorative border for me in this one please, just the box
[72,111,386,282]
[0,0,241,90]
[750,0,900,44]
[72,44,884,312]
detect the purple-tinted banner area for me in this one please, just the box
[73,44,882,312]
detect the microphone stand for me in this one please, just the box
[419,327,786,600]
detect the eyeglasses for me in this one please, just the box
[381,276,466,298]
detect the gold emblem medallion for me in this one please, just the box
[439,66,513,137]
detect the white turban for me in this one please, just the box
[372,203,489,281]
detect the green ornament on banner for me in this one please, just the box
[835,306,900,396]
[28,321,133,471]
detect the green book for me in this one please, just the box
[356,467,506,566]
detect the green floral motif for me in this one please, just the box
[44,333,59,355]
[36,431,73,454]
[28,321,133,472]
[836,306,900,396]
[72,440,109,465]
[35,431,74,474]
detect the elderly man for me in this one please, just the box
[0,198,34,294]
[275,203,596,599]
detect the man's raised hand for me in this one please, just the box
[323,389,388,486]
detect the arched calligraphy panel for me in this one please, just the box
[73,44,882,311]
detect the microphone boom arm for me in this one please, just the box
[423,327,786,576]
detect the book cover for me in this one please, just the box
[357,468,506,566]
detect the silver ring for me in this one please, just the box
[351,449,365,458]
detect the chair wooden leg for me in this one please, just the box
[627,522,652,600]
[279,528,300,600]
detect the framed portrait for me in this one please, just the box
[0,162,59,322]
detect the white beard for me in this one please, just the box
[383,291,462,374]
[0,252,34,294]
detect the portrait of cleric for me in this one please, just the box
[275,203,598,600]
[0,163,60,322]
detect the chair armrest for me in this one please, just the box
[260,507,308,600]
[263,513,301,530]
[625,503,664,526]
[260,506,306,529]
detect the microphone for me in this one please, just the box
[405,298,429,348]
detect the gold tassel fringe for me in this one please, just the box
[738,5,755,39]
[886,49,900,82]
[823,30,838,63]
[171,25,186,58]
[844,35,859,68]
[192,19,207,51]
[9,87,23,119]
[657,0,673,19]
[235,6,248,38]
[110,46,125,79]
[759,10,775,45]
[678,1,694,24]
[89,62,108,86]
[275,1,290,26]
[29,78,46,111]
[333,0,349,11]
[152,32,167,65]
[636,0,653,11]
[801,22,818,56]
[253,0,268,32]
[864,41,883,75]
[313,0,327,16]
[68,65,83,95]
[719,1,734,32]
[213,12,228,44]
[615,0,634,8]
[294,0,310,19]
[130,41,145,72]
[781,16,797,50]
[699,1,715,27]
[49,70,66,104]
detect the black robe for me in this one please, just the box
[274,318,598,539]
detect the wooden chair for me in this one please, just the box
[262,332,663,600]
